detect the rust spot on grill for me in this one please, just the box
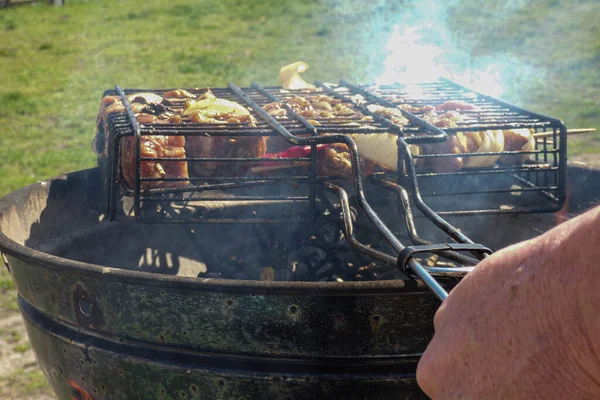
[72,283,105,329]
[68,379,95,400]
[370,315,382,331]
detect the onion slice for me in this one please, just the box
[182,98,251,117]
[279,62,315,90]
[349,133,421,171]
[127,92,163,104]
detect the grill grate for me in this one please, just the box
[96,79,567,300]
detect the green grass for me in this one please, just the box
[0,266,18,311]
[0,368,53,399]
[13,342,32,353]
[0,0,598,198]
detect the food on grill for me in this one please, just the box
[182,95,257,125]
[420,130,506,172]
[434,100,480,112]
[97,93,189,190]
[366,104,410,126]
[127,92,164,105]
[279,61,315,90]
[317,143,375,179]
[163,89,195,99]
[264,95,363,121]
[262,94,368,154]
[423,110,464,128]
[186,135,267,177]
[251,144,375,180]
[500,128,535,164]
[350,133,404,171]
[99,89,269,185]
[179,90,266,177]
[120,135,189,190]
[348,95,514,171]
[463,130,505,168]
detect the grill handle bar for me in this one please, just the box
[322,183,477,281]
[229,82,450,300]
[368,176,480,266]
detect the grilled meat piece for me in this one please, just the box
[120,135,189,190]
[264,95,362,123]
[181,92,267,177]
[499,128,535,165]
[366,104,409,126]
[163,89,195,99]
[186,135,268,177]
[421,133,468,173]
[97,93,189,190]
[435,100,480,112]
[317,143,375,180]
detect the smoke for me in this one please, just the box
[323,0,541,99]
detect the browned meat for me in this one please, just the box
[424,110,464,128]
[179,93,266,177]
[503,129,531,151]
[366,104,409,126]
[398,103,436,114]
[499,129,535,165]
[163,89,195,99]
[316,143,375,180]
[186,135,268,177]
[97,94,189,190]
[435,100,480,112]
[421,133,469,173]
[265,96,362,121]
[120,135,189,190]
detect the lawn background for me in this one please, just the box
[0,0,598,397]
[0,0,599,197]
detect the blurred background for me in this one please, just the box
[0,0,598,397]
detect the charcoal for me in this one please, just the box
[315,262,333,276]
[231,271,253,280]
[292,246,326,268]
[288,259,310,280]
[317,221,339,243]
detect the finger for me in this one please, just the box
[433,300,449,331]
[417,334,449,399]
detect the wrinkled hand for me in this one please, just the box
[417,207,600,400]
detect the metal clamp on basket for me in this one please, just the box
[398,243,492,277]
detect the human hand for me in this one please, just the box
[417,207,600,399]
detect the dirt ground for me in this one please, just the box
[0,267,55,399]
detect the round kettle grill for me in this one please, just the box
[0,78,569,399]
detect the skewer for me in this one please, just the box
[533,128,595,139]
